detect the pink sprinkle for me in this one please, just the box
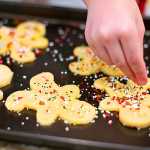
[108,120,113,125]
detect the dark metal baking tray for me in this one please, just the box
[0,2,150,150]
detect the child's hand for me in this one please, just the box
[84,0,147,85]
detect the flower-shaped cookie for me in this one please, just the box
[0,21,48,64]
[5,72,97,126]
[94,77,150,128]
[69,46,124,76]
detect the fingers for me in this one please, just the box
[105,38,135,81]
[85,26,112,65]
[120,26,147,85]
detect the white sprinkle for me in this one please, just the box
[46,47,50,52]
[20,64,24,68]
[49,42,54,47]
[54,58,57,62]
[147,69,149,75]
[20,83,23,87]
[91,120,95,123]
[64,71,67,75]
[91,85,94,88]
[145,56,149,60]
[44,62,48,66]
[108,120,112,125]
[22,75,27,79]
[18,112,22,116]
[7,126,11,131]
[64,120,68,124]
[72,80,75,84]
[65,126,70,132]
[144,43,149,49]
[25,116,29,120]
[102,114,106,119]
[21,122,24,126]
[54,49,58,54]
[36,123,40,127]
[58,28,64,35]
[145,30,150,36]
[137,127,141,131]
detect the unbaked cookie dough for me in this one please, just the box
[94,76,150,128]
[0,21,48,64]
[5,72,97,126]
[69,46,124,76]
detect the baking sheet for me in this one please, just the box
[0,13,149,150]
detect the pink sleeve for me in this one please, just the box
[136,0,147,13]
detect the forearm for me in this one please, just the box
[84,0,147,13]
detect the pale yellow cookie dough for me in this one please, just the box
[0,65,13,88]
[59,85,80,100]
[10,44,36,63]
[99,97,120,112]
[6,72,97,126]
[119,106,150,128]
[69,46,124,76]
[0,21,48,64]
[18,37,48,49]
[30,72,59,97]
[59,100,97,125]
[0,90,3,101]
[36,106,58,126]
[5,90,32,112]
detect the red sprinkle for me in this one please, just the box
[34,49,43,57]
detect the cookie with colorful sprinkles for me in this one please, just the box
[69,46,124,76]
[0,21,48,64]
[5,72,97,126]
[94,76,150,128]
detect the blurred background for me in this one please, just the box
[1,0,150,17]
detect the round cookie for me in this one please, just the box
[59,100,97,125]
[36,107,58,126]
[0,65,13,88]
[119,106,150,128]
[30,72,59,96]
[99,97,120,112]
